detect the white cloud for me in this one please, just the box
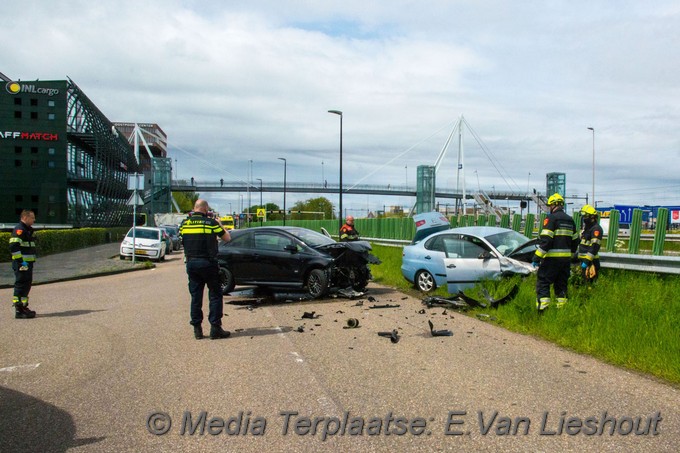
[2,0,679,214]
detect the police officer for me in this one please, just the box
[578,204,603,284]
[9,210,37,319]
[339,215,359,241]
[532,194,579,312]
[180,199,231,339]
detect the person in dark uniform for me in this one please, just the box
[339,215,360,242]
[532,194,579,312]
[578,204,603,284]
[9,210,37,319]
[180,199,231,339]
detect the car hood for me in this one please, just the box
[507,238,539,262]
[316,240,382,265]
[498,256,536,275]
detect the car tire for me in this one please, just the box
[415,270,436,292]
[306,269,329,298]
[220,267,235,295]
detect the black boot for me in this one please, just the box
[210,325,231,340]
[193,325,204,340]
[15,304,36,319]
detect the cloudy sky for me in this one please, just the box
[2,1,679,215]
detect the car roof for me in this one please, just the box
[429,226,524,238]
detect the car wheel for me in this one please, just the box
[415,270,436,292]
[220,267,235,294]
[306,269,329,298]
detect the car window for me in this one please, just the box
[254,232,292,251]
[127,228,160,240]
[439,235,489,259]
[228,231,253,248]
[485,230,531,256]
[424,236,446,252]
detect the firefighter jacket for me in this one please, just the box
[339,223,359,242]
[9,221,37,262]
[578,221,603,263]
[179,213,226,261]
[534,207,578,260]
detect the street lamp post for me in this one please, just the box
[328,109,343,230]
[588,127,595,203]
[256,178,263,226]
[247,160,253,227]
[278,158,287,226]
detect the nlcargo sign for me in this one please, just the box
[5,81,60,96]
[0,131,59,141]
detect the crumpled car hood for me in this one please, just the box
[316,240,382,265]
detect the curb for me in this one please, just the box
[0,264,151,289]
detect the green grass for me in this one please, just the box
[370,244,680,386]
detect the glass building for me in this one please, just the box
[0,76,166,227]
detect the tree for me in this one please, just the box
[290,197,335,220]
[172,191,199,212]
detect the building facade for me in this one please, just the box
[0,77,147,227]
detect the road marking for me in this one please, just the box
[0,363,41,373]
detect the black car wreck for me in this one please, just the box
[217,226,381,298]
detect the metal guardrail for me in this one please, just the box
[365,237,680,275]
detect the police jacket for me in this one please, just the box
[535,207,578,260]
[179,213,225,261]
[9,221,37,263]
[339,223,359,241]
[578,221,603,263]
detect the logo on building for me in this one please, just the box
[6,82,21,94]
[5,81,59,96]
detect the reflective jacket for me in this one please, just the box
[179,213,225,260]
[535,208,578,260]
[578,221,603,262]
[339,223,359,242]
[9,221,37,262]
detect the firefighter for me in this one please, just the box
[9,210,37,319]
[339,215,360,242]
[578,204,603,284]
[532,194,579,312]
[180,199,231,340]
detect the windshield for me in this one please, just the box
[127,228,160,240]
[484,230,532,256]
[287,227,336,247]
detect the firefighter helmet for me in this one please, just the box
[580,204,597,216]
[547,193,565,206]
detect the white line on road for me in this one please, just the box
[0,363,41,373]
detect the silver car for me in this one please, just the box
[401,226,537,293]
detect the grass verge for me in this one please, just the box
[370,244,680,386]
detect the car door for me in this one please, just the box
[249,231,301,284]
[441,234,502,293]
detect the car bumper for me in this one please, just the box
[120,246,162,259]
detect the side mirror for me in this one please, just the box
[478,251,492,260]
[284,244,297,253]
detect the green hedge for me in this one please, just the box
[0,227,130,262]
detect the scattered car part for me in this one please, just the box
[369,304,401,309]
[377,329,400,343]
[428,320,453,337]
[301,311,318,319]
[346,318,360,328]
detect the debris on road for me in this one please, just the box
[301,311,319,319]
[369,304,400,309]
[346,318,360,328]
[377,329,400,343]
[428,320,453,337]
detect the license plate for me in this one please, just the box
[135,249,148,255]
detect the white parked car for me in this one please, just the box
[120,227,167,262]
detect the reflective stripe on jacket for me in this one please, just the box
[179,214,225,260]
[578,222,603,262]
[9,222,36,262]
[535,208,578,260]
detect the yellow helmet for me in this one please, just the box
[580,204,597,216]
[547,193,564,206]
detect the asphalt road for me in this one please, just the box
[1,254,678,452]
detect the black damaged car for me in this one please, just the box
[217,226,381,298]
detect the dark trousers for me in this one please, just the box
[536,258,570,300]
[12,260,33,299]
[186,258,223,326]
